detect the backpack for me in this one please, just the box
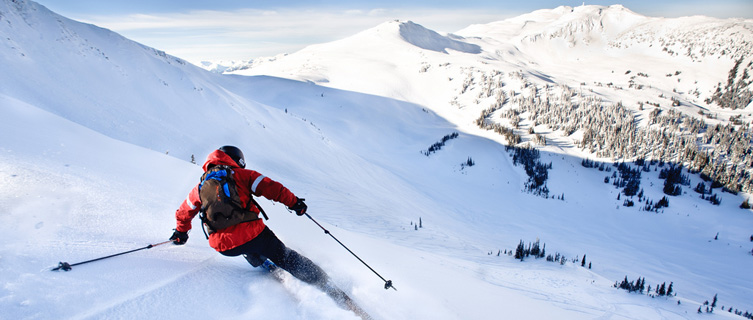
[198,165,267,236]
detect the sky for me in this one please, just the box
[33,0,753,65]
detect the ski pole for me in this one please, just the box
[304,213,396,291]
[51,240,172,271]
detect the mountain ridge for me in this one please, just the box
[229,5,753,193]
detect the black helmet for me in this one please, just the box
[218,145,246,168]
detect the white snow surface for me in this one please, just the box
[1,1,752,319]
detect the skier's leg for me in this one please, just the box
[219,227,279,267]
[243,253,265,267]
[221,226,329,285]
[277,247,329,286]
[255,228,329,285]
[276,248,361,313]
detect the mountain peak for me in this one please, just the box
[523,4,649,42]
[395,20,481,54]
[305,19,481,55]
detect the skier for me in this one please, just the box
[169,145,329,286]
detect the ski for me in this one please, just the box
[260,259,373,320]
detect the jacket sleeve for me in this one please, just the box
[175,184,201,232]
[249,172,297,208]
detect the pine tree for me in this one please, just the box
[620,276,629,290]
[667,282,673,296]
[581,254,586,267]
[530,239,541,258]
[695,182,707,194]
[741,198,751,209]
[515,240,525,260]
[662,165,684,196]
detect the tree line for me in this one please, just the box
[461,67,753,194]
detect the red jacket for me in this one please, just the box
[175,150,298,252]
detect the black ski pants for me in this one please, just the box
[220,226,328,285]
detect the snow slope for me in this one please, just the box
[1,1,752,319]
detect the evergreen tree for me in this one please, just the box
[695,182,707,194]
[581,254,586,267]
[619,276,629,290]
[708,56,753,110]
[655,196,669,209]
[526,242,531,258]
[625,176,641,196]
[514,240,525,260]
[661,165,684,196]
[530,239,541,257]
[741,198,751,209]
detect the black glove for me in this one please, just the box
[290,198,307,216]
[170,230,188,245]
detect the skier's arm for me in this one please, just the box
[175,184,201,232]
[249,173,297,208]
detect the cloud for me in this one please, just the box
[75,7,513,64]
[74,2,752,65]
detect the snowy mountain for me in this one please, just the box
[230,4,753,194]
[226,5,753,106]
[2,1,753,319]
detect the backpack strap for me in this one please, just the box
[199,213,210,240]
[199,166,232,193]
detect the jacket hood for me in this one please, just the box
[202,149,241,171]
